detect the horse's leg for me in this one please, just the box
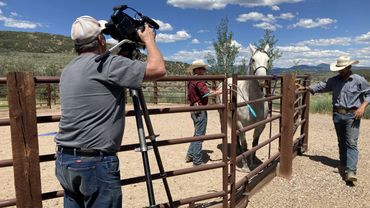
[236,121,250,171]
[250,124,266,169]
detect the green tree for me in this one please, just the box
[207,17,239,74]
[255,29,282,72]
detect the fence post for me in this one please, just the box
[7,72,42,208]
[299,74,311,154]
[153,81,158,104]
[46,83,52,109]
[221,75,228,208]
[279,73,296,179]
[229,74,238,208]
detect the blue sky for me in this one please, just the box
[1,0,370,68]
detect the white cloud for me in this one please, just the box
[166,49,213,63]
[237,12,266,22]
[236,12,293,31]
[355,32,370,43]
[191,38,200,44]
[197,29,209,33]
[271,5,280,11]
[278,12,295,20]
[0,16,40,29]
[277,46,311,52]
[0,2,42,29]
[231,40,242,48]
[297,37,352,46]
[154,19,173,31]
[290,18,337,29]
[156,30,191,43]
[254,22,282,31]
[167,0,303,10]
[10,12,19,17]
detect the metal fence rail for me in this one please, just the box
[0,72,311,208]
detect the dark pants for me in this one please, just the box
[332,112,360,174]
[55,151,122,208]
[187,111,207,165]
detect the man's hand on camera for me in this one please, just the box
[138,24,155,45]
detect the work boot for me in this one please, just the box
[193,162,205,167]
[185,155,193,163]
[345,171,357,182]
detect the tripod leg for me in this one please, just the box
[138,89,175,208]
[130,89,156,207]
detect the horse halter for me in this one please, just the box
[249,49,270,75]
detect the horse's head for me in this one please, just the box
[249,44,270,87]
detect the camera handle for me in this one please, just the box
[95,39,135,62]
[130,88,174,208]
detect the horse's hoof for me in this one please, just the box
[238,166,251,173]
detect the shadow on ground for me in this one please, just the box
[300,153,339,168]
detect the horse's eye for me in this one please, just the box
[251,59,255,63]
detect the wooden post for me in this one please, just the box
[229,74,238,208]
[7,72,42,208]
[221,75,228,208]
[153,81,158,104]
[299,75,311,154]
[46,83,52,109]
[279,74,295,179]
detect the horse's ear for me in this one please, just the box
[264,44,270,52]
[249,44,256,54]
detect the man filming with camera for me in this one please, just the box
[54,15,165,208]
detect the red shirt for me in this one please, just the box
[187,81,210,106]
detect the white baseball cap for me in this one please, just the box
[71,15,107,45]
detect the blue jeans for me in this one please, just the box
[332,112,360,174]
[55,151,122,208]
[187,111,207,165]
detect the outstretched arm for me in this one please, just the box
[138,24,166,81]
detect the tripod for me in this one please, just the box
[95,38,174,207]
[130,88,174,208]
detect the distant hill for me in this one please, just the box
[0,31,75,53]
[272,63,370,74]
[0,31,189,75]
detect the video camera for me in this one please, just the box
[102,5,159,47]
[95,5,160,62]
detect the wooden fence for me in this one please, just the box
[0,72,310,207]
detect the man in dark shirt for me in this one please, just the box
[185,60,221,166]
[298,56,370,183]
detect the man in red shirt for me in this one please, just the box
[186,60,221,166]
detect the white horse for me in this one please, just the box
[217,44,270,171]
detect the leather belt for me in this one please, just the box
[333,107,357,115]
[57,146,116,157]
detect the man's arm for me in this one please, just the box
[355,101,369,119]
[138,24,166,81]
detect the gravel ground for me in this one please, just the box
[0,108,369,208]
[248,113,370,208]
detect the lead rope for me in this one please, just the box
[228,83,257,118]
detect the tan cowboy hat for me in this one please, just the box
[330,55,359,71]
[187,59,208,73]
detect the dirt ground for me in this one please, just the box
[0,105,369,208]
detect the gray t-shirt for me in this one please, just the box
[55,53,146,153]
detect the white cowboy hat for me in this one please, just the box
[330,55,359,71]
[187,59,208,73]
